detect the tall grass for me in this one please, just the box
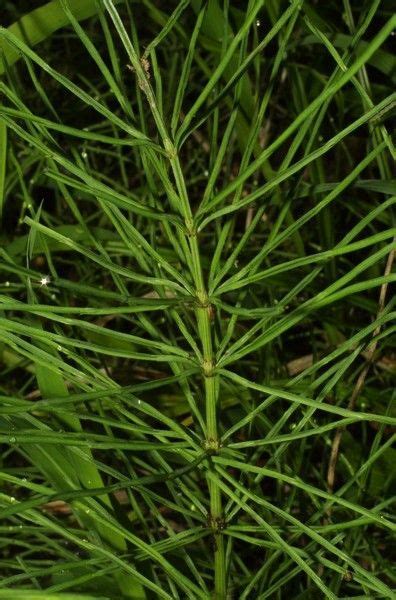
[0,1,395,598]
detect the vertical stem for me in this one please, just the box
[192,239,226,599]
[205,373,226,600]
[126,46,226,594]
[173,188,227,599]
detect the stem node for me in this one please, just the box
[202,437,222,454]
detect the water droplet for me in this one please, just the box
[57,345,62,352]
[81,150,88,159]
[5,281,10,287]
[256,19,261,26]
[138,399,141,405]
[9,437,16,443]
[190,503,196,511]
[204,170,209,177]
[10,497,16,503]
[40,276,50,287]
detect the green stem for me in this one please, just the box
[205,373,226,600]
[131,47,226,596]
[193,240,226,599]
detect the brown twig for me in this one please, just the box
[326,240,395,492]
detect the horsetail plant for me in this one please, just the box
[0,0,395,598]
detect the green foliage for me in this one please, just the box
[0,1,395,598]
